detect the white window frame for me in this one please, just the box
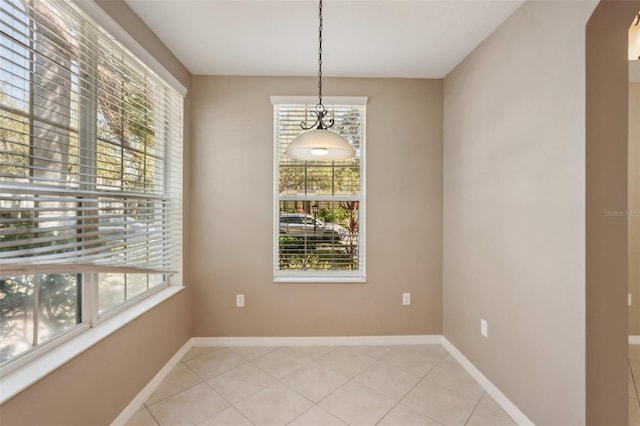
[0,0,185,402]
[272,96,367,283]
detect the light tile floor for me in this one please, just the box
[126,344,517,426]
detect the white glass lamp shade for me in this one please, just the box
[286,128,355,161]
[630,14,640,61]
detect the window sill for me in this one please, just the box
[0,285,184,404]
[274,273,366,283]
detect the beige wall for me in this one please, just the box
[631,82,640,336]
[0,2,193,425]
[190,76,443,337]
[443,1,597,425]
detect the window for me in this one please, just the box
[0,0,183,368]
[272,96,366,282]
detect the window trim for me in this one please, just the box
[271,96,367,283]
[274,273,367,284]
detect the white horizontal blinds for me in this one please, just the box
[0,0,183,276]
[1,0,79,186]
[278,200,361,271]
[277,104,363,198]
[275,102,365,272]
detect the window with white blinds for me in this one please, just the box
[272,96,366,282]
[0,0,183,365]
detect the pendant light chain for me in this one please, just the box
[318,0,323,107]
[300,0,335,131]
[286,0,356,161]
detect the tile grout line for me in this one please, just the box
[207,349,277,423]
[305,347,424,423]
[282,404,320,426]
[144,367,205,410]
[374,348,450,426]
[273,347,360,425]
[192,347,270,425]
[228,346,323,425]
[145,405,161,426]
[463,390,487,426]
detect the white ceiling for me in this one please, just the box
[125,0,524,78]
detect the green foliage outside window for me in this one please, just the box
[0,273,78,363]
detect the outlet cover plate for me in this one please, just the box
[481,319,488,337]
[402,293,411,306]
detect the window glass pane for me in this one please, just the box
[278,166,306,196]
[149,273,164,289]
[99,272,164,313]
[278,165,361,197]
[278,200,359,271]
[276,105,363,164]
[126,273,147,299]
[0,273,79,361]
[0,275,34,362]
[275,101,364,277]
[98,273,125,313]
[0,110,30,180]
[96,49,158,194]
[37,273,79,344]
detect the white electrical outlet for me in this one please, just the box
[236,294,245,307]
[480,319,488,337]
[402,293,411,306]
[630,293,633,307]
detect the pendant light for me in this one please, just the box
[286,0,355,162]
[630,12,640,61]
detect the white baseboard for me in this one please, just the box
[441,337,534,426]
[110,339,193,426]
[629,336,640,345]
[191,334,441,347]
